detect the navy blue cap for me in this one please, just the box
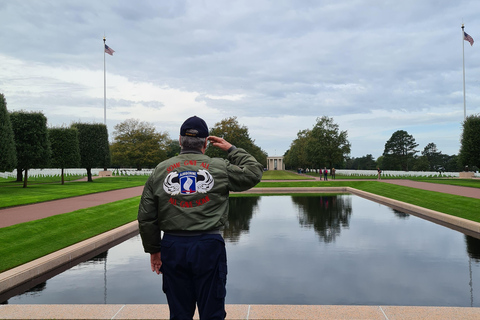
[180,116,209,138]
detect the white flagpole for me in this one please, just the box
[462,24,466,121]
[103,36,107,125]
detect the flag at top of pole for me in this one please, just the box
[464,31,474,46]
[105,44,115,55]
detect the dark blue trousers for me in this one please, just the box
[160,233,227,320]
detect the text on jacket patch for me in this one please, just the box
[163,161,214,208]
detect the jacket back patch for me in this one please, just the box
[163,169,214,196]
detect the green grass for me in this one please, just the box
[261,170,314,180]
[0,196,141,272]
[0,174,85,185]
[0,176,148,209]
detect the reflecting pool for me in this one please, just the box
[4,195,480,306]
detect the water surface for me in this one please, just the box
[5,195,480,306]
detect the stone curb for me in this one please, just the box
[0,221,139,297]
[1,304,480,319]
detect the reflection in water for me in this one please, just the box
[465,235,480,307]
[24,282,47,294]
[466,235,480,262]
[392,209,410,219]
[223,196,259,243]
[293,195,352,243]
[4,195,480,307]
[9,251,109,299]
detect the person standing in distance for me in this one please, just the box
[137,116,263,320]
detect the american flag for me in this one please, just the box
[464,32,474,46]
[105,44,115,55]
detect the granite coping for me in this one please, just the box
[1,304,480,319]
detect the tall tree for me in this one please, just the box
[306,116,351,169]
[110,118,169,170]
[206,117,267,167]
[165,138,181,158]
[412,155,430,171]
[284,129,312,170]
[10,111,51,187]
[441,154,462,172]
[345,154,377,170]
[0,94,17,172]
[48,127,81,184]
[422,142,442,171]
[382,130,418,171]
[459,114,480,171]
[72,122,110,182]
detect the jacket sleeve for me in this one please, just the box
[137,175,162,253]
[226,148,263,192]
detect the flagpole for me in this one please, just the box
[103,36,107,125]
[462,24,466,121]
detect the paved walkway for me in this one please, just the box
[380,179,480,199]
[0,186,144,228]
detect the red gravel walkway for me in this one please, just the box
[0,186,143,228]
[380,179,480,199]
[1,180,479,229]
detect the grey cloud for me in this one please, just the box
[2,0,480,157]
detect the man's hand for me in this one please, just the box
[207,136,232,152]
[150,252,162,275]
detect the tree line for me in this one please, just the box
[1,93,112,187]
[284,115,480,173]
[108,116,268,170]
[1,94,267,187]
[2,90,478,182]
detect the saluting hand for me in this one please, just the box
[207,136,232,152]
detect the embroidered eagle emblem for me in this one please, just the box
[163,169,214,195]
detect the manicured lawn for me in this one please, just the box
[0,176,148,209]
[261,170,313,180]
[0,174,85,185]
[0,196,140,272]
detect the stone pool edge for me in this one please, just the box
[2,304,480,319]
[1,186,480,306]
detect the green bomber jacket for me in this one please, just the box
[137,147,263,253]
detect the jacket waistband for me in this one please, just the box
[164,229,221,237]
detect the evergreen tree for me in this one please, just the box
[382,130,418,171]
[422,142,443,171]
[459,114,480,171]
[72,123,110,182]
[10,111,51,187]
[0,94,17,172]
[48,127,81,184]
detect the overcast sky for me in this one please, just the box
[1,0,479,159]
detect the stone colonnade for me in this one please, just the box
[267,156,284,171]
